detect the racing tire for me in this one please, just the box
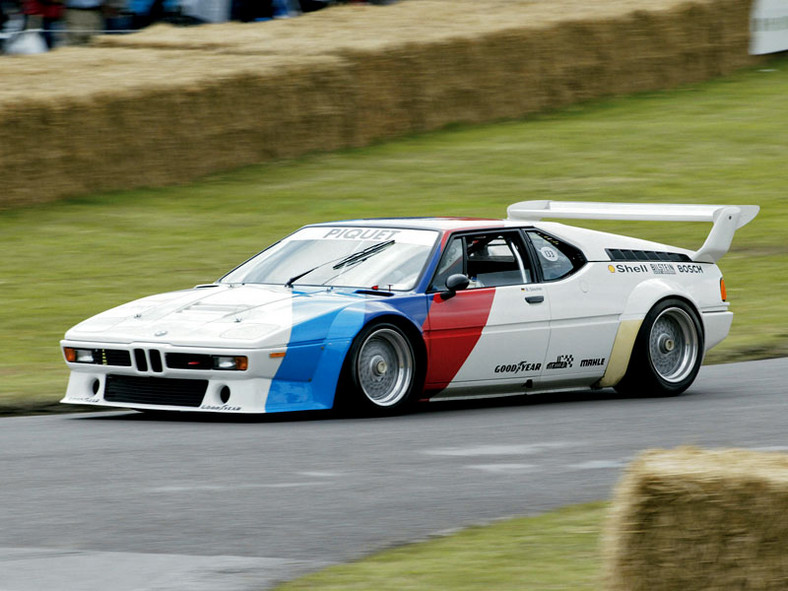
[615,299,704,397]
[338,322,420,416]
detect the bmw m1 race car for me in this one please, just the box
[61,201,758,416]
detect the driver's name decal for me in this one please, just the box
[323,228,401,241]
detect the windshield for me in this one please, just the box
[220,226,439,291]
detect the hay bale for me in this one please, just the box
[604,447,788,591]
[0,0,759,209]
[0,49,353,207]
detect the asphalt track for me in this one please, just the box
[1,357,786,590]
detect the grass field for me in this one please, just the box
[1,55,786,414]
[274,502,607,591]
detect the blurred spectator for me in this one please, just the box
[180,0,229,23]
[298,0,327,12]
[3,0,50,53]
[1,0,23,31]
[64,0,124,43]
[230,0,273,22]
[64,0,102,44]
[127,0,177,28]
[22,0,63,48]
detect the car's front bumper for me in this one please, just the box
[59,339,341,414]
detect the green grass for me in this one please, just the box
[274,502,607,591]
[2,55,787,413]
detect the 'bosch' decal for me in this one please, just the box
[677,264,704,274]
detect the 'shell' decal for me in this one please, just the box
[422,289,495,390]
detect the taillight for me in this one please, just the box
[720,278,727,302]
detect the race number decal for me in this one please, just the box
[540,246,559,261]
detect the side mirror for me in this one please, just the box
[440,274,470,300]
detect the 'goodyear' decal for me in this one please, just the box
[494,361,542,374]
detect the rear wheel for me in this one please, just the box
[339,322,419,415]
[616,299,704,397]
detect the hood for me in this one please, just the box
[64,284,359,348]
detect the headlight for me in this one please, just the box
[64,347,95,364]
[213,356,248,371]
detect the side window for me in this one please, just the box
[527,231,585,281]
[429,231,532,291]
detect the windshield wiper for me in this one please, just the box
[285,240,395,289]
[285,266,319,289]
[331,240,395,270]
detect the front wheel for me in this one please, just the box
[616,299,704,397]
[338,322,419,415]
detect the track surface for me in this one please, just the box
[1,358,786,590]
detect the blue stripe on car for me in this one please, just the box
[266,291,429,412]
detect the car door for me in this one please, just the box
[524,230,621,386]
[422,229,551,398]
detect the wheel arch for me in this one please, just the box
[333,311,428,410]
[596,280,703,388]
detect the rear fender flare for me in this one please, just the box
[596,279,699,388]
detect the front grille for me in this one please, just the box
[134,349,148,372]
[104,375,208,407]
[606,248,691,263]
[149,349,163,373]
[166,353,213,370]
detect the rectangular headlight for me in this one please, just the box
[213,356,248,371]
[64,347,95,364]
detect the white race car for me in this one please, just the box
[61,201,758,415]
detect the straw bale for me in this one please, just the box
[0,0,758,209]
[0,49,353,207]
[605,447,788,591]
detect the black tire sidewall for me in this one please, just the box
[336,321,419,416]
[622,298,704,397]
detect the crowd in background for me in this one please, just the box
[0,0,396,53]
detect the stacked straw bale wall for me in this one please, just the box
[0,0,755,209]
[605,447,788,591]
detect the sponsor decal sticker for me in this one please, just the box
[649,263,676,275]
[546,354,574,370]
[200,404,243,411]
[677,264,704,274]
[494,361,542,374]
[612,264,650,274]
[579,357,606,368]
[70,396,100,403]
[608,265,616,273]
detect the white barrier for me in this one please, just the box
[751,0,788,54]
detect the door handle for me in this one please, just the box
[525,295,544,304]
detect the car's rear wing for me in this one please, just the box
[507,200,759,263]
